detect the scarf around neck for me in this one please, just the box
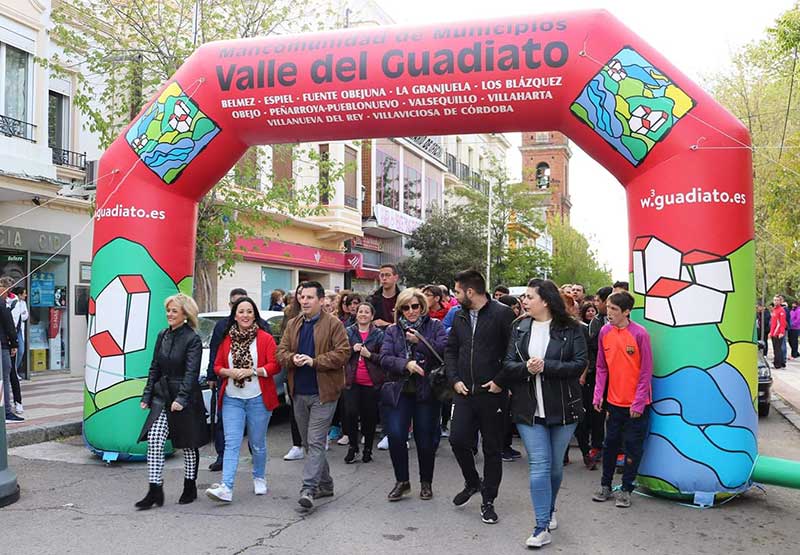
[229,323,258,388]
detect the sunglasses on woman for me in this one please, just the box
[400,303,421,312]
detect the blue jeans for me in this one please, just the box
[518,421,578,534]
[386,393,440,483]
[221,395,272,491]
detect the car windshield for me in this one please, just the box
[197,316,224,348]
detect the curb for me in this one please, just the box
[6,420,82,449]
[772,394,800,433]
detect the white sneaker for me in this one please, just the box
[337,435,350,446]
[206,483,232,502]
[253,478,268,495]
[283,446,304,461]
[525,530,552,548]
[549,515,558,530]
[14,402,23,415]
[377,436,389,450]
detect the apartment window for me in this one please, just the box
[272,143,294,188]
[424,163,443,217]
[48,91,68,151]
[344,145,358,208]
[1,43,33,140]
[403,152,422,219]
[376,140,400,210]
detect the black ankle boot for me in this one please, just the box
[362,449,373,463]
[178,479,197,504]
[135,483,164,510]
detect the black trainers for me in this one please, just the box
[501,447,516,462]
[5,413,24,422]
[453,482,481,507]
[344,446,359,464]
[480,502,498,524]
[208,458,223,472]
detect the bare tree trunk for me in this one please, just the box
[193,258,218,312]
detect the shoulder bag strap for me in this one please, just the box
[410,329,444,365]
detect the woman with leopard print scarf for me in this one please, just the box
[206,297,281,503]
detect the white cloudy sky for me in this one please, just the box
[377,0,791,279]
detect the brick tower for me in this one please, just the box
[520,131,571,222]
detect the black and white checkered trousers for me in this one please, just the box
[146,410,199,485]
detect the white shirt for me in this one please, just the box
[225,340,261,399]
[527,319,551,419]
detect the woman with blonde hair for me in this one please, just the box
[380,288,447,501]
[136,293,208,509]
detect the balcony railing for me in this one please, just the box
[0,115,35,142]
[52,147,87,171]
[344,194,358,209]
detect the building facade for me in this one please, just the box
[0,0,100,378]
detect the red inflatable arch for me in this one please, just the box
[86,10,788,501]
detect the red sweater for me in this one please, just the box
[214,329,281,410]
[770,306,787,337]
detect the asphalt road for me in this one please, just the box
[4,408,800,554]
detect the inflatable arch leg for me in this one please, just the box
[85,9,800,498]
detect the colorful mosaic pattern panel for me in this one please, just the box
[125,82,221,184]
[571,47,695,166]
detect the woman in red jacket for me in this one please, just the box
[206,297,280,503]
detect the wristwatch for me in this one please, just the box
[252,367,258,378]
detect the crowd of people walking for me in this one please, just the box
[135,265,653,549]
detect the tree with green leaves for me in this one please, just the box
[47,0,349,310]
[548,218,612,293]
[452,152,549,286]
[400,208,486,289]
[707,5,800,299]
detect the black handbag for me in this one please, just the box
[410,329,452,402]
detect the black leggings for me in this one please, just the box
[344,384,380,451]
[9,357,21,404]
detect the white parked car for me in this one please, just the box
[196,310,287,417]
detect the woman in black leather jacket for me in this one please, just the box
[135,293,208,510]
[496,279,587,549]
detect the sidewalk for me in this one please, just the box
[5,373,83,448]
[770,353,800,427]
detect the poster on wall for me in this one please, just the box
[0,253,27,283]
[30,271,55,307]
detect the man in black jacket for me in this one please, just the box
[445,269,514,525]
[0,277,21,422]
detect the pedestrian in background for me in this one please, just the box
[343,302,385,464]
[770,296,788,369]
[790,301,800,359]
[136,294,207,509]
[0,277,21,423]
[282,285,306,461]
[446,270,515,525]
[277,281,350,510]
[592,291,653,509]
[576,287,612,470]
[206,297,281,503]
[269,289,286,312]
[499,278,587,548]
[368,264,403,329]
[380,288,447,502]
[422,284,449,321]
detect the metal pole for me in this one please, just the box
[0,370,20,507]
[486,180,492,284]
